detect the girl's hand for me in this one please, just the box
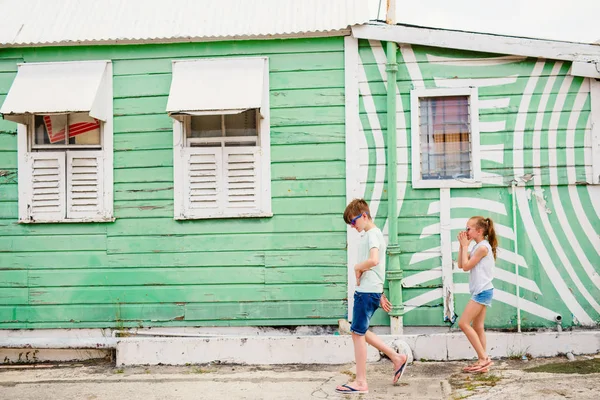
[458,231,470,247]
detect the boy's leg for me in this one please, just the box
[365,330,408,383]
[458,300,488,361]
[353,333,368,387]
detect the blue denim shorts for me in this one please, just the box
[350,291,381,335]
[472,288,494,307]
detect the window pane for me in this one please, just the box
[225,110,257,137]
[189,115,222,138]
[69,113,101,145]
[34,115,67,145]
[419,96,472,180]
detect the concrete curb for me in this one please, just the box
[115,330,600,365]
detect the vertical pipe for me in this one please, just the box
[512,181,521,332]
[384,0,403,335]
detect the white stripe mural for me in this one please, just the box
[354,41,600,328]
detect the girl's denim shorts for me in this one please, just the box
[472,288,494,307]
[350,291,381,335]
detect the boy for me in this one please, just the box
[335,199,408,394]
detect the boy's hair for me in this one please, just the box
[470,216,498,260]
[343,198,371,224]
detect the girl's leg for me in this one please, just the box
[458,300,488,361]
[472,305,488,354]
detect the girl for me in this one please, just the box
[457,216,497,373]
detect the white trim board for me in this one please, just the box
[344,36,360,319]
[352,24,600,63]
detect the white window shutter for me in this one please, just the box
[223,147,261,214]
[183,147,223,218]
[24,152,66,222]
[66,151,104,219]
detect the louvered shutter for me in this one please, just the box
[24,152,66,222]
[182,147,222,218]
[223,147,261,214]
[66,151,104,219]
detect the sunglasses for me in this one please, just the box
[350,213,363,226]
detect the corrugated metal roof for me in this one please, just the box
[0,0,371,47]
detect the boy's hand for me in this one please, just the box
[354,265,363,286]
[380,294,392,312]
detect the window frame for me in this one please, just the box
[410,86,482,189]
[12,61,114,224]
[171,56,272,220]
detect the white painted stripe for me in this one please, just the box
[419,222,440,239]
[532,62,563,187]
[435,75,519,88]
[479,97,511,110]
[371,41,409,233]
[451,242,529,269]
[562,84,600,281]
[454,267,542,294]
[421,219,515,241]
[403,268,442,288]
[427,201,440,215]
[428,197,508,215]
[480,120,506,133]
[409,247,441,265]
[588,186,600,219]
[357,61,386,221]
[480,144,505,163]
[514,62,593,324]
[425,54,526,67]
[449,197,508,215]
[539,74,600,312]
[480,171,506,186]
[404,288,443,310]
[549,75,574,185]
[400,45,425,87]
[454,284,559,322]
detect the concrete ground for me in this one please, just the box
[0,355,598,399]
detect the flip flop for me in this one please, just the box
[469,358,494,373]
[462,362,480,372]
[393,359,408,384]
[335,384,369,394]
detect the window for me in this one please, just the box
[410,87,481,188]
[0,61,113,223]
[167,57,271,219]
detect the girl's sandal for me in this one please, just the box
[469,358,494,373]
[462,363,480,372]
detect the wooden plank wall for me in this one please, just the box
[0,38,350,328]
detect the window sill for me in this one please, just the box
[175,212,273,221]
[412,179,482,189]
[18,217,116,224]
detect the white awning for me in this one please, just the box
[0,60,111,124]
[166,57,267,116]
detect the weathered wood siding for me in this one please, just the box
[358,40,600,328]
[0,38,349,328]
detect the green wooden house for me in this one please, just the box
[0,0,599,336]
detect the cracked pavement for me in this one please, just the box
[0,355,598,399]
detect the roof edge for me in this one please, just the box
[0,29,353,49]
[353,23,600,62]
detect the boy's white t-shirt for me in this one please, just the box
[355,227,386,293]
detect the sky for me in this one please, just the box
[369,0,600,44]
